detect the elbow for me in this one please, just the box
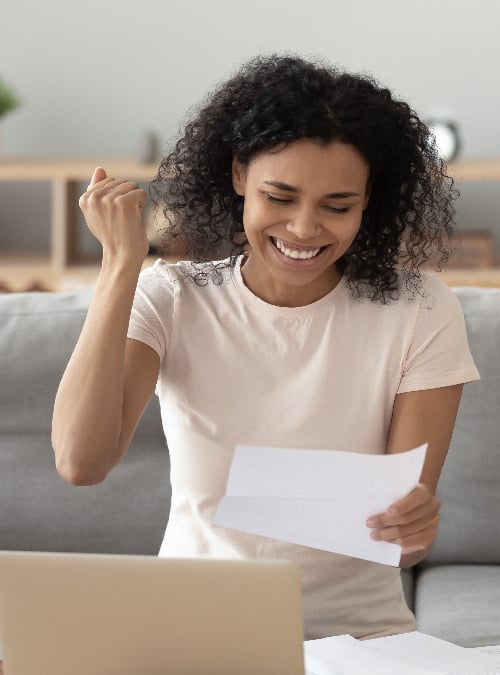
[53,442,112,486]
[57,463,108,486]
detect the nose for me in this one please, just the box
[285,205,322,240]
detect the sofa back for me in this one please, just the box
[0,290,162,437]
[0,291,169,555]
[426,287,500,565]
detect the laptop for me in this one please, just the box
[0,551,305,675]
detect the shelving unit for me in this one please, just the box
[0,157,157,289]
[447,158,500,181]
[1,156,500,290]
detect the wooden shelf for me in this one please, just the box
[0,255,157,292]
[0,157,158,273]
[0,156,157,181]
[0,254,58,292]
[448,158,500,181]
[434,267,500,288]
[3,157,497,182]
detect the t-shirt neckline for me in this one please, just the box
[231,255,345,317]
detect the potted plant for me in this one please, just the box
[0,77,20,118]
[0,77,20,151]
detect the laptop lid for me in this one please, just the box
[0,551,305,675]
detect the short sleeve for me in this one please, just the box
[398,275,480,394]
[127,261,176,363]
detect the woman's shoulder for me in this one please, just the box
[342,272,461,333]
[343,270,452,310]
[143,257,233,284]
[136,257,236,306]
[140,258,182,283]
[417,271,462,312]
[371,270,458,310]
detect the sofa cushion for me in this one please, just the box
[0,290,171,556]
[0,431,170,555]
[0,291,90,434]
[0,291,164,439]
[426,287,500,565]
[414,564,500,647]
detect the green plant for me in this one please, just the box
[0,77,20,117]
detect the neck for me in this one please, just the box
[240,255,341,307]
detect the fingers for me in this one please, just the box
[370,511,440,545]
[88,167,107,189]
[86,168,144,202]
[387,483,436,517]
[366,483,441,551]
[80,178,146,212]
[366,484,437,526]
[78,169,149,262]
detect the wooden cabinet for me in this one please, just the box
[428,159,500,287]
[0,157,157,290]
[1,156,500,290]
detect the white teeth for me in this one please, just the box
[273,238,321,260]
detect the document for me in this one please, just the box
[303,631,500,675]
[304,634,431,675]
[214,443,427,566]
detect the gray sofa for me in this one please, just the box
[1,285,499,647]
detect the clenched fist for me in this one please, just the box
[79,167,149,265]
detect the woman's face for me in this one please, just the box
[232,138,370,307]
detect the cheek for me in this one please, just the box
[242,201,272,234]
[336,214,364,245]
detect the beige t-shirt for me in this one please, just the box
[128,256,479,640]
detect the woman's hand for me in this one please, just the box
[366,483,441,567]
[79,167,149,265]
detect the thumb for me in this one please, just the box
[88,166,107,189]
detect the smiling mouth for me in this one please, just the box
[271,236,328,260]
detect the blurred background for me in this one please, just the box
[1,0,499,289]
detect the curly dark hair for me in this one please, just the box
[150,53,457,302]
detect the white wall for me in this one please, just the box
[1,0,500,253]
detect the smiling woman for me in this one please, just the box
[231,138,369,306]
[52,54,479,643]
[151,54,456,304]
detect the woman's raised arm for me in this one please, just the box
[52,168,160,485]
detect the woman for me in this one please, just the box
[52,54,479,639]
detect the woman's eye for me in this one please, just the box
[326,206,350,214]
[264,193,349,213]
[265,193,292,205]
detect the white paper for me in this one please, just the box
[214,443,427,566]
[367,631,500,674]
[304,632,500,675]
[304,634,436,675]
[472,647,500,656]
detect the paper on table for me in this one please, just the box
[304,634,437,675]
[214,443,427,566]
[472,647,500,656]
[304,631,500,675]
[366,631,500,674]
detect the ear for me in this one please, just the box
[232,157,247,196]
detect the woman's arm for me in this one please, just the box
[366,384,464,568]
[52,168,160,485]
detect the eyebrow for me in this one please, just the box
[262,180,361,199]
